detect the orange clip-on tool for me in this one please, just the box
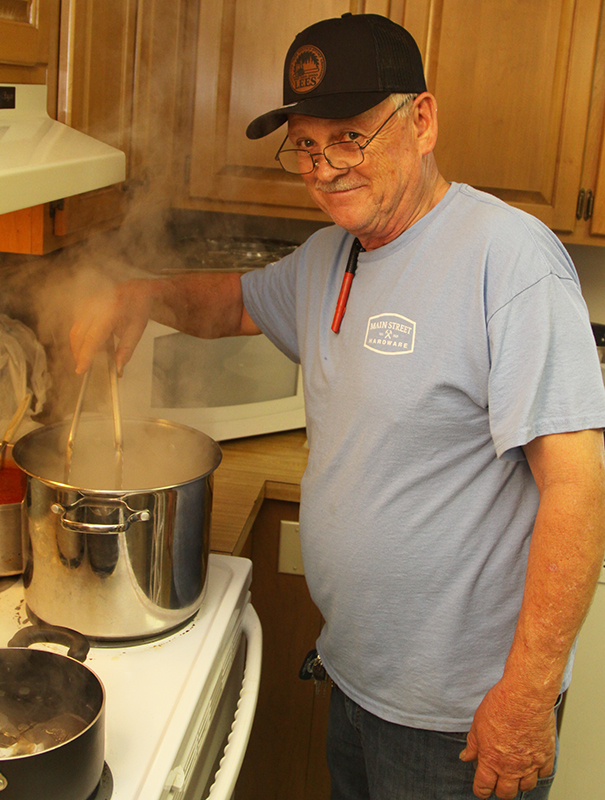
[331,238,363,334]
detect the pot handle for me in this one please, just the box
[7,623,90,662]
[51,496,151,533]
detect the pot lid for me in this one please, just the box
[0,84,126,215]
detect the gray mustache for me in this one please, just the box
[314,178,365,193]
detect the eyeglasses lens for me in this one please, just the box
[278,142,363,174]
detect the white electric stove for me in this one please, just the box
[0,554,262,800]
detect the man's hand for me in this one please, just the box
[459,680,556,799]
[69,271,261,375]
[70,280,154,376]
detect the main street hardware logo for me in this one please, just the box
[289,45,326,94]
[364,313,416,355]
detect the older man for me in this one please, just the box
[71,14,605,800]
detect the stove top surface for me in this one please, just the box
[0,555,252,800]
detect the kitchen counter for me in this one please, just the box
[209,428,308,555]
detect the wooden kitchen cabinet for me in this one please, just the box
[405,0,605,243]
[0,0,135,254]
[0,0,62,255]
[57,0,187,219]
[178,0,397,222]
[0,0,186,254]
[44,0,139,246]
[559,1,605,244]
[177,0,605,244]
[591,131,605,239]
[0,0,60,125]
[236,498,331,800]
[0,0,60,85]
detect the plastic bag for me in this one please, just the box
[0,314,50,439]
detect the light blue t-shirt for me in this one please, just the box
[241,183,605,730]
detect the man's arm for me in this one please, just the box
[70,272,261,375]
[460,428,605,799]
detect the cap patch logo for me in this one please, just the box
[289,45,326,94]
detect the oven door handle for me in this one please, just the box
[206,603,262,800]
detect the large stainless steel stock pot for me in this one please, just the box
[12,416,222,641]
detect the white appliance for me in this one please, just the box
[119,318,305,442]
[0,554,262,800]
[549,566,605,799]
[550,330,605,799]
[0,84,126,216]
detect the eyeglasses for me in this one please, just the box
[275,100,411,175]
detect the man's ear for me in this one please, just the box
[412,92,439,155]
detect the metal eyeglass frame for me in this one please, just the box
[274,99,412,175]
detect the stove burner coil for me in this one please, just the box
[87,763,113,800]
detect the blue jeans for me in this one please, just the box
[327,684,557,800]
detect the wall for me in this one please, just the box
[567,244,605,323]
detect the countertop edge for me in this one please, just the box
[209,429,308,555]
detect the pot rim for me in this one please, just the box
[12,415,222,494]
[0,647,105,760]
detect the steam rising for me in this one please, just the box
[0,190,321,429]
[0,191,193,423]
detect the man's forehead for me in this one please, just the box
[287,101,388,134]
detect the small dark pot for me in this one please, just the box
[0,626,105,800]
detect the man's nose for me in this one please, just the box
[311,152,345,179]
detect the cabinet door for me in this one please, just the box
[0,0,60,94]
[49,0,138,242]
[184,0,394,220]
[561,1,605,243]
[0,0,53,67]
[592,134,605,236]
[403,0,601,234]
[54,0,186,239]
[0,0,136,254]
[58,0,136,153]
[236,498,331,800]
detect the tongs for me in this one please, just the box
[65,338,123,488]
[107,336,124,489]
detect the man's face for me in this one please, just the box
[287,98,425,249]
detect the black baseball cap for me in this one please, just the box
[246,13,427,140]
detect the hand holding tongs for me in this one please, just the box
[65,337,123,488]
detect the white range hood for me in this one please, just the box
[0,83,126,216]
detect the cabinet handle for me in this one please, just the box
[584,190,594,221]
[576,189,585,219]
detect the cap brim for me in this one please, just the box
[245,91,391,139]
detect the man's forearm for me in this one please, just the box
[71,271,260,375]
[145,271,259,339]
[504,429,605,705]
[461,429,605,799]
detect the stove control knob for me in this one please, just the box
[165,766,186,792]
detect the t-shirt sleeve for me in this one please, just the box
[487,271,605,460]
[241,255,301,363]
